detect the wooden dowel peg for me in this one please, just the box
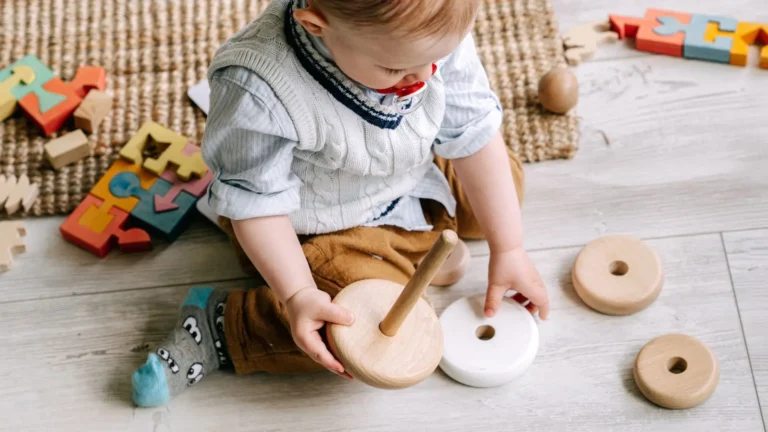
[380,229,458,336]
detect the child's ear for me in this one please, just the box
[293,7,328,36]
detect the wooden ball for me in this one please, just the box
[572,235,663,315]
[327,279,443,389]
[423,239,470,287]
[538,67,579,114]
[634,334,719,409]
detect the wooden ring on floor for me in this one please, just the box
[634,334,719,409]
[424,239,470,287]
[439,294,539,387]
[571,235,663,315]
[327,279,443,389]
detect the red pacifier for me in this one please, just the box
[376,64,437,114]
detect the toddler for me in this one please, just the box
[133,0,549,407]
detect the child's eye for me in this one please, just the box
[383,67,406,75]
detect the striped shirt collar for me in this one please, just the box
[285,0,404,129]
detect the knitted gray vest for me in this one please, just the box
[208,0,446,234]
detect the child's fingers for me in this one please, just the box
[297,331,346,375]
[484,285,507,317]
[521,281,550,320]
[320,303,355,326]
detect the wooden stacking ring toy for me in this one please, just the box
[634,334,719,409]
[327,230,458,389]
[421,238,470,286]
[572,235,663,315]
[439,294,538,387]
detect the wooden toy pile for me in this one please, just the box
[60,121,213,258]
[611,9,768,68]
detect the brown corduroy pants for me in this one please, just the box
[219,150,524,374]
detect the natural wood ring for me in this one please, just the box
[572,235,663,315]
[634,334,719,409]
[327,279,443,389]
[424,239,470,287]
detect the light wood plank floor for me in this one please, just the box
[2,1,767,431]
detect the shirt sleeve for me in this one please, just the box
[201,66,302,221]
[432,33,503,159]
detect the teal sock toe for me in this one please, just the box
[132,353,170,407]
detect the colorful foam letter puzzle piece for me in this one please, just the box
[119,121,208,181]
[611,9,692,57]
[155,144,213,212]
[707,22,768,67]
[110,172,197,241]
[69,66,107,98]
[18,65,107,136]
[0,55,61,115]
[659,14,738,63]
[61,121,211,257]
[0,66,36,121]
[90,159,158,213]
[0,221,26,272]
[60,194,152,257]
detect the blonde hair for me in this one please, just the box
[314,0,480,38]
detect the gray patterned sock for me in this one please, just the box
[132,287,229,407]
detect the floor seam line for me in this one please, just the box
[720,232,766,431]
[0,276,252,306]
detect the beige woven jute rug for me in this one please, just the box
[0,0,578,217]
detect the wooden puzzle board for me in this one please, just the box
[0,0,578,218]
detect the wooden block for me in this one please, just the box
[0,221,26,272]
[90,159,158,214]
[110,172,197,241]
[562,20,619,65]
[708,22,768,67]
[44,130,90,170]
[571,235,664,315]
[18,77,82,136]
[73,90,112,133]
[0,55,59,112]
[0,65,35,121]
[119,121,207,181]
[0,174,39,215]
[68,66,107,98]
[60,194,151,258]
[634,334,719,409]
[679,14,738,63]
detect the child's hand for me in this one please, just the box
[485,247,550,319]
[284,287,355,378]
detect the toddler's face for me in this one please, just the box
[295,7,466,91]
[322,25,463,90]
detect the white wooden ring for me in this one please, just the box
[634,334,719,409]
[572,235,663,315]
[439,294,539,387]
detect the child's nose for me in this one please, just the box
[410,65,435,83]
